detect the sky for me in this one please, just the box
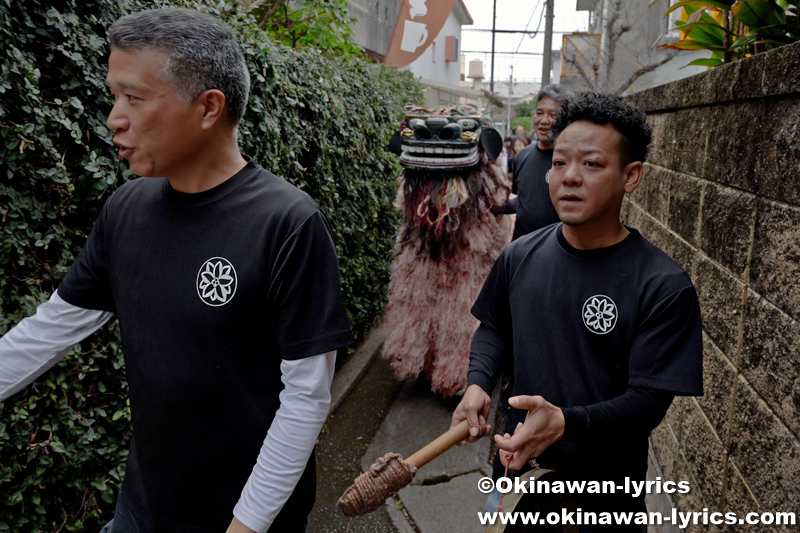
[459,0,592,84]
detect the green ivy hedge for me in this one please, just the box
[0,0,420,530]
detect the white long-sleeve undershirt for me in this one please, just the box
[233,351,335,532]
[0,292,335,532]
[0,290,113,402]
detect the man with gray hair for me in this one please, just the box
[0,7,351,533]
[496,84,574,239]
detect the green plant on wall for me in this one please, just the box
[0,0,420,530]
[247,0,362,56]
[651,0,800,67]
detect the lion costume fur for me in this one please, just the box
[383,105,512,397]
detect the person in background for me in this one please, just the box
[514,124,529,144]
[0,7,352,533]
[511,136,529,158]
[452,92,703,532]
[503,136,514,158]
[495,84,575,240]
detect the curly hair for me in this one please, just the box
[550,92,652,165]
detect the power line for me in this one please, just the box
[462,50,544,55]
[516,0,545,53]
[462,29,576,34]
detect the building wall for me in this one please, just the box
[604,0,672,91]
[347,0,402,60]
[624,42,800,529]
[406,10,464,87]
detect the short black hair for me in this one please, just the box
[551,92,651,165]
[110,8,250,124]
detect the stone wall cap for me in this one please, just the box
[627,40,800,112]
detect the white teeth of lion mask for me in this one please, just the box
[397,105,486,171]
[383,105,513,397]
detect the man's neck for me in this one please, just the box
[538,139,554,150]
[167,140,247,194]
[561,221,630,250]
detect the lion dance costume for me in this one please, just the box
[384,105,512,397]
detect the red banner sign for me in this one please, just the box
[383,0,457,68]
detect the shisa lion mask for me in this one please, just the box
[388,104,504,171]
[383,104,511,397]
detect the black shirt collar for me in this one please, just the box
[165,156,259,207]
[556,224,642,258]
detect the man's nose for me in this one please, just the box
[562,162,581,184]
[106,102,129,133]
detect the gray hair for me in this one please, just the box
[109,7,250,123]
[536,84,574,105]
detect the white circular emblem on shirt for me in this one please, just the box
[197,257,237,307]
[582,295,617,334]
[545,169,551,184]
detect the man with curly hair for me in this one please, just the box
[452,92,703,530]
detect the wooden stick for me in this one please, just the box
[405,420,470,469]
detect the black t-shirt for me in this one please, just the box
[470,224,702,519]
[509,143,560,239]
[58,160,353,532]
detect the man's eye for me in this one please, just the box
[127,95,139,101]
[553,160,564,166]
[585,161,599,167]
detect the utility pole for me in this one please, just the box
[506,65,513,137]
[541,0,554,86]
[490,0,497,96]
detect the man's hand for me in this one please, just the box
[495,395,564,470]
[226,516,256,533]
[451,384,493,445]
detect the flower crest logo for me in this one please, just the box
[582,295,617,334]
[197,257,237,307]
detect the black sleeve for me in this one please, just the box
[499,197,518,215]
[471,247,513,332]
[468,323,511,395]
[560,387,674,442]
[57,201,116,312]
[628,286,703,396]
[268,210,353,360]
[509,159,518,195]
[469,249,515,394]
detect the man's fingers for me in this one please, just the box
[508,395,545,411]
[465,401,482,437]
[494,432,523,453]
[508,453,530,471]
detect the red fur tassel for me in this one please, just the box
[383,153,512,397]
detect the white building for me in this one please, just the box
[348,0,483,110]
[405,0,483,108]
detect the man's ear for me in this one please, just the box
[198,89,227,130]
[623,161,644,194]
[480,129,503,162]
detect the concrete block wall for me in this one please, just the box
[623,41,800,530]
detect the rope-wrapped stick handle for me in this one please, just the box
[338,420,471,516]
